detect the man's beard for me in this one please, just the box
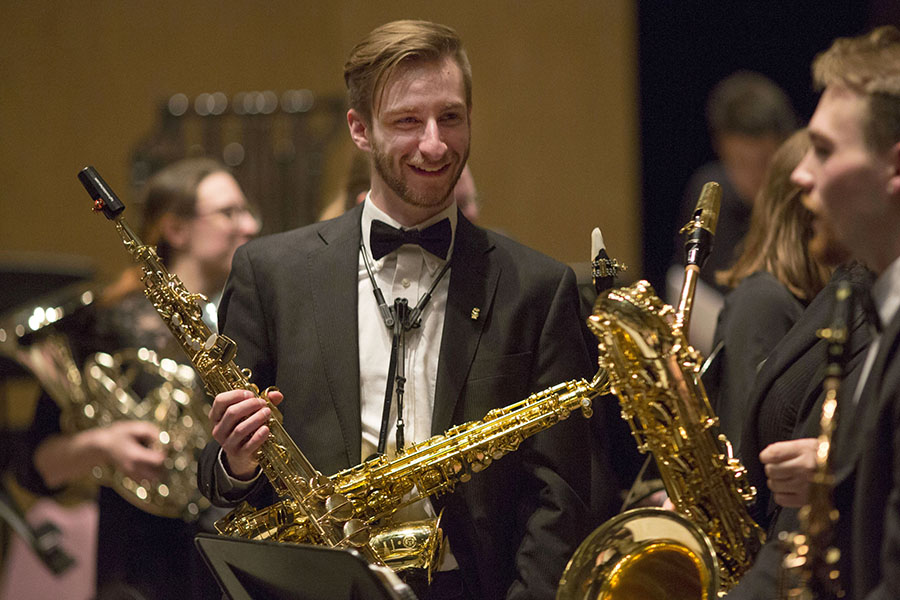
[807,221,851,268]
[371,143,468,209]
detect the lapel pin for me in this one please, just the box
[471,308,480,320]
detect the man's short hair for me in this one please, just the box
[706,71,798,139]
[343,20,472,124]
[813,25,900,152]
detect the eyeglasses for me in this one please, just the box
[195,204,262,227]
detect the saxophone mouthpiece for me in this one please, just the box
[77,166,125,220]
[591,227,626,295]
[591,228,605,260]
[682,181,722,268]
[695,181,721,237]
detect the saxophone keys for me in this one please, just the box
[324,493,355,521]
[341,519,371,547]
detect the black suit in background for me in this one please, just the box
[847,293,900,599]
[724,263,874,599]
[199,204,602,600]
[705,270,807,453]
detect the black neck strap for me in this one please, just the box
[359,240,451,455]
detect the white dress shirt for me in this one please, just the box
[358,197,456,460]
[853,255,900,404]
[358,197,459,570]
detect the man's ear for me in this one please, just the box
[159,213,191,252]
[347,109,371,152]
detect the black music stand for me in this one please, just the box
[195,534,417,600]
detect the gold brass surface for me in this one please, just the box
[558,280,765,598]
[0,287,210,520]
[216,373,607,574]
[777,281,851,600]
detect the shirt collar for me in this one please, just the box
[872,253,900,330]
[360,194,457,271]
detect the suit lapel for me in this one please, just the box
[851,310,900,442]
[308,206,364,466]
[432,215,499,434]
[831,308,900,485]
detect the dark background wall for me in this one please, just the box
[638,0,899,292]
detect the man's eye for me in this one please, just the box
[813,145,831,159]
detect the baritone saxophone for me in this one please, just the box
[558,183,765,600]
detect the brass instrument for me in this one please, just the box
[778,281,851,600]
[79,165,609,578]
[558,183,764,599]
[0,287,210,520]
[79,166,385,565]
[216,375,605,547]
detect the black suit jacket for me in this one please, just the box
[847,301,900,599]
[199,204,595,599]
[725,264,876,599]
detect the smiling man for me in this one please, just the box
[198,20,596,600]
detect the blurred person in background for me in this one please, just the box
[704,129,836,449]
[15,157,259,599]
[668,71,798,354]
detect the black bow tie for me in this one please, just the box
[369,218,451,261]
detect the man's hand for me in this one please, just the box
[99,420,167,482]
[760,438,819,508]
[209,389,283,479]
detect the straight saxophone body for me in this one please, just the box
[78,166,382,563]
[778,281,851,600]
[217,374,607,558]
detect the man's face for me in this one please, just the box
[349,56,470,224]
[792,86,896,271]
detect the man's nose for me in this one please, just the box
[790,152,814,190]
[419,119,447,160]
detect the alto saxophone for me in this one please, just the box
[778,281,851,600]
[77,166,382,564]
[558,183,765,600]
[215,374,605,555]
[0,286,210,520]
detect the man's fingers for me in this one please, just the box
[209,389,258,425]
[759,438,817,464]
[227,406,272,449]
[212,397,268,444]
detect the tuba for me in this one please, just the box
[0,285,211,520]
[558,183,765,599]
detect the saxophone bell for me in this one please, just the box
[558,508,718,600]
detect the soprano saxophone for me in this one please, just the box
[778,281,851,600]
[78,166,382,564]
